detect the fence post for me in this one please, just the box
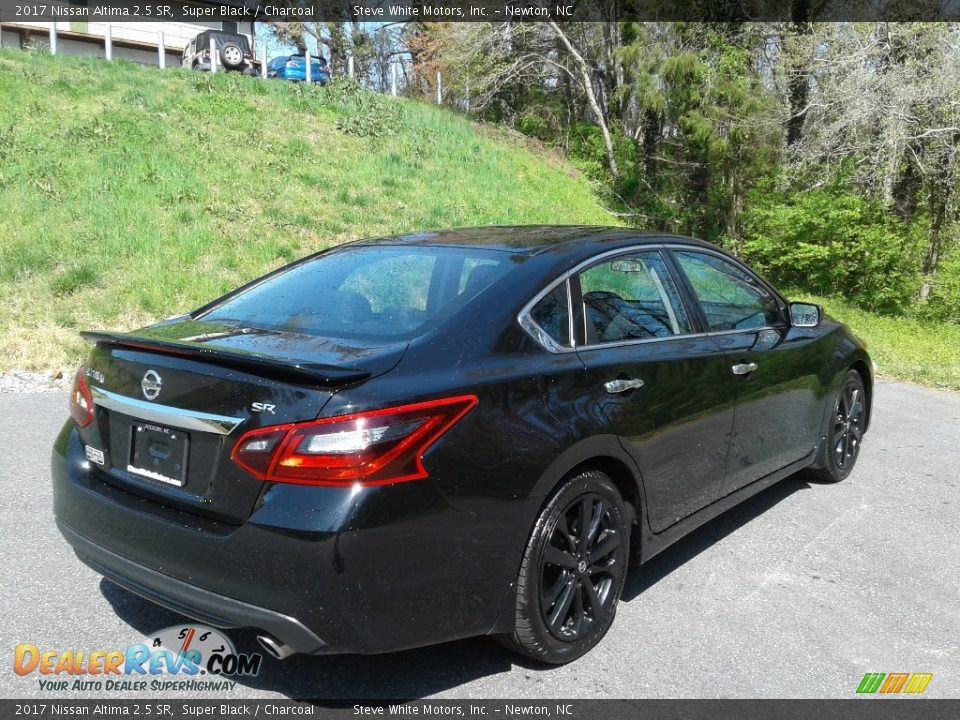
[209,36,217,73]
[261,45,267,78]
[104,22,112,61]
[305,49,312,83]
[348,55,354,78]
[436,70,442,104]
[49,22,57,55]
[391,62,397,96]
[157,31,165,68]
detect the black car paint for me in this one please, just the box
[52,226,872,656]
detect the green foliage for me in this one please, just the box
[320,78,404,139]
[741,187,923,314]
[919,252,960,324]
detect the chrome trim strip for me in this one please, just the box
[90,386,245,436]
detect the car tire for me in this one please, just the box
[499,469,629,664]
[808,369,866,483]
[219,43,244,69]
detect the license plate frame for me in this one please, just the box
[128,422,189,487]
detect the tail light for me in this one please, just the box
[231,395,478,487]
[70,368,94,429]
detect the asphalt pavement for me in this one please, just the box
[1,380,957,699]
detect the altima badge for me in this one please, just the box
[141,370,162,401]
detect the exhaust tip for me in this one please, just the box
[257,633,297,660]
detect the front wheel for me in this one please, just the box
[809,369,866,483]
[499,469,629,664]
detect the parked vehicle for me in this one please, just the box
[52,226,871,664]
[267,54,331,84]
[182,30,258,75]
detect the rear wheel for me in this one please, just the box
[809,369,866,482]
[500,470,629,664]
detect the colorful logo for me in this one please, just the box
[857,672,933,695]
[14,625,262,692]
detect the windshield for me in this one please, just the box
[199,245,516,340]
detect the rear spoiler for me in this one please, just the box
[80,331,371,387]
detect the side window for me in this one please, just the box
[528,283,570,348]
[579,251,691,343]
[673,251,783,331]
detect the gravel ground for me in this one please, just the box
[0,370,70,393]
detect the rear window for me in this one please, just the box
[199,246,514,340]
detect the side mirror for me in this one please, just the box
[790,302,822,328]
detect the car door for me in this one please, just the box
[573,249,739,532]
[670,249,824,494]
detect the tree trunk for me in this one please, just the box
[547,21,620,182]
[784,0,813,146]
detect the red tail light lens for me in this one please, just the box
[70,368,94,429]
[231,395,478,487]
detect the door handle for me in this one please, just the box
[731,362,758,376]
[604,378,645,394]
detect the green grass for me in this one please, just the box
[0,50,609,371]
[786,290,960,391]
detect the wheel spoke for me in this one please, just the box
[572,581,585,632]
[586,499,605,547]
[547,577,577,632]
[589,532,620,562]
[556,513,576,554]
[576,498,590,554]
[581,577,602,615]
[543,544,578,569]
[541,572,567,615]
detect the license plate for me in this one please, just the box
[128,423,189,487]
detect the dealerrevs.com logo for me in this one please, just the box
[14,625,262,692]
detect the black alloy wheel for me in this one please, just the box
[833,377,865,471]
[810,369,867,482]
[501,469,629,664]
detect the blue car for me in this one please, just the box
[267,54,331,84]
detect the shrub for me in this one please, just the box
[918,252,960,324]
[740,186,923,315]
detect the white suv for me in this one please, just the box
[182,30,258,75]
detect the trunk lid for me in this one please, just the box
[76,319,405,524]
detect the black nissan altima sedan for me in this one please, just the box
[52,226,872,664]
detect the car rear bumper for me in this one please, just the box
[52,421,524,655]
[60,523,326,654]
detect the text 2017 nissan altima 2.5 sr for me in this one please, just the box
[52,226,872,664]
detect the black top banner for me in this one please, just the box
[0,0,958,23]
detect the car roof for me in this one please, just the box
[351,225,717,257]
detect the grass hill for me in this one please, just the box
[0,49,609,371]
